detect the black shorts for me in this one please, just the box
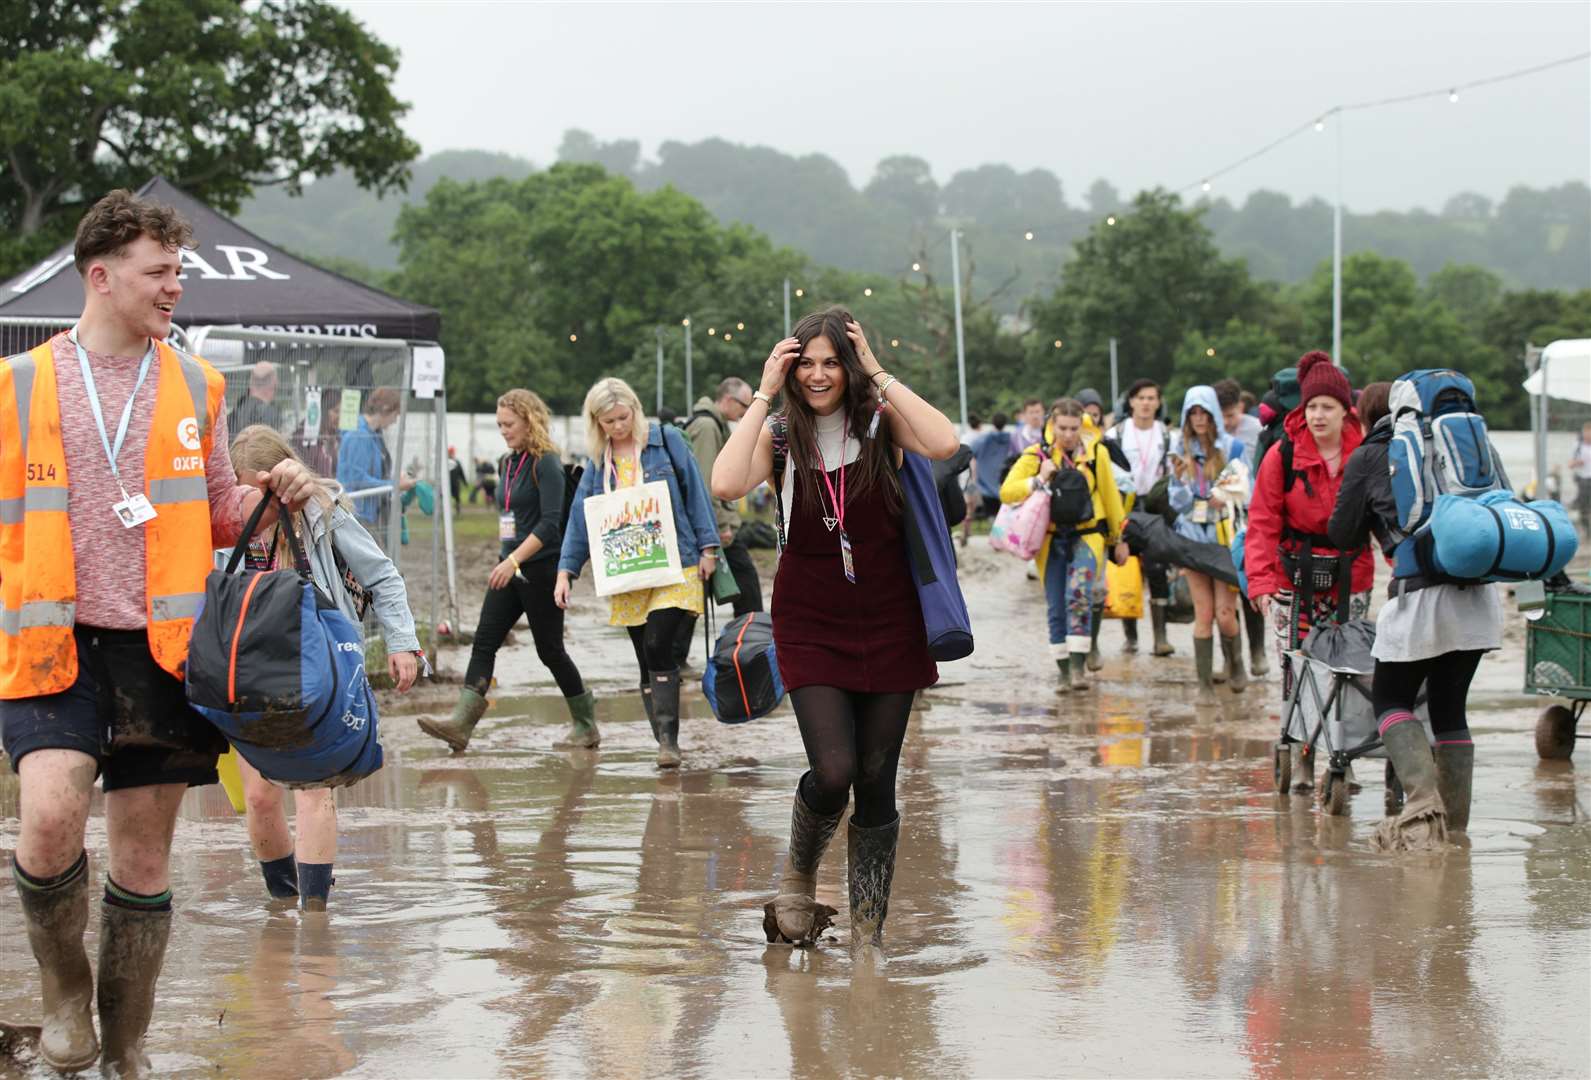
[0,625,225,791]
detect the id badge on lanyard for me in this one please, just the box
[499,513,516,541]
[72,328,157,529]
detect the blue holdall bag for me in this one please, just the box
[1402,490,1578,584]
[185,493,383,788]
[702,611,785,724]
[898,450,975,661]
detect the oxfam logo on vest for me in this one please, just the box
[177,417,202,450]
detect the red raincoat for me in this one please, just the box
[1245,408,1375,600]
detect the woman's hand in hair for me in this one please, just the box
[760,338,801,398]
[845,321,882,378]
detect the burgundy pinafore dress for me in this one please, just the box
[771,460,938,694]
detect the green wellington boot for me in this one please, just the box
[552,689,601,748]
[651,669,682,769]
[1221,633,1249,693]
[1194,636,1219,704]
[1434,739,1475,833]
[98,902,173,1080]
[418,687,489,753]
[848,815,901,958]
[15,859,98,1072]
[1244,604,1271,676]
[1372,716,1449,853]
[1150,600,1175,656]
[1087,606,1104,671]
[763,777,845,946]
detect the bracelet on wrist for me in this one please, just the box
[752,390,774,407]
[869,369,890,383]
[508,555,521,571]
[877,374,899,398]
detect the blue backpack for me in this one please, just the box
[185,495,383,788]
[1387,370,1578,585]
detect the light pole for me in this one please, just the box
[1332,114,1344,364]
[655,327,664,413]
[783,278,791,336]
[948,228,970,431]
[683,317,693,410]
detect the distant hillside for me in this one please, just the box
[238,135,1591,301]
[237,150,536,270]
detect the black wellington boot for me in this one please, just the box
[763,776,845,946]
[847,815,900,958]
[651,669,682,769]
[1150,600,1175,656]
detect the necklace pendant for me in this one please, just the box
[821,516,839,532]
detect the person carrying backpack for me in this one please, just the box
[1168,385,1250,703]
[1106,378,1175,656]
[1246,353,1374,702]
[1001,398,1129,691]
[1329,369,1519,851]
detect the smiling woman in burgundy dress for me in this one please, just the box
[711,306,959,958]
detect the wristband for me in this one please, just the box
[869,369,891,383]
[876,374,898,398]
[508,555,521,572]
[752,390,774,407]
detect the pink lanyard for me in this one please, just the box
[815,423,847,533]
[502,452,530,510]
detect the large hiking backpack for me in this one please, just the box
[1387,369,1578,586]
[1388,369,1506,532]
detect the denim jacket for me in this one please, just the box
[558,422,720,578]
[299,487,420,653]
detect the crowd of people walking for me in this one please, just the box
[2,186,1571,1077]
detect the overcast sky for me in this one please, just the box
[338,1,1590,213]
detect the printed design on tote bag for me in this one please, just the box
[599,494,670,577]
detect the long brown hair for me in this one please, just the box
[780,306,900,511]
[1180,415,1226,483]
[497,388,559,461]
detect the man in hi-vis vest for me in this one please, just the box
[0,190,316,1076]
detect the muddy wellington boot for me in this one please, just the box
[1434,735,1475,833]
[1122,618,1139,654]
[1150,600,1175,657]
[258,855,299,900]
[14,854,99,1072]
[1244,604,1271,676]
[763,777,844,946]
[552,689,601,749]
[1053,650,1070,694]
[98,899,173,1079]
[418,687,489,753]
[1221,634,1249,693]
[1087,606,1105,671]
[1193,637,1219,705]
[848,815,900,957]
[651,669,682,769]
[1372,714,1449,853]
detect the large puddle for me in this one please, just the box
[3,547,1588,1077]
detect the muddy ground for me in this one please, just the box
[1,506,1587,1078]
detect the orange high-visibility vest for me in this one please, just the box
[0,337,226,697]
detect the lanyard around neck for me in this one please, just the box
[816,421,848,533]
[503,451,531,509]
[70,327,155,494]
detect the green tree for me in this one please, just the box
[0,0,418,275]
[1025,189,1265,394]
[1424,264,1504,336]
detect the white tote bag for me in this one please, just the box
[583,450,684,597]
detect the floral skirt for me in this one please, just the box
[608,564,703,627]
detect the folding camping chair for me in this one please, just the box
[1274,620,1431,816]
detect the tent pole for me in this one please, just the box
[388,352,411,566]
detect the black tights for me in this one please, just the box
[790,686,914,827]
[626,607,692,682]
[464,559,585,698]
[1371,650,1484,735]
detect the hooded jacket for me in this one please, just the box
[1167,385,1242,544]
[1245,407,1375,599]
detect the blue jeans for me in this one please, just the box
[1043,534,1095,654]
